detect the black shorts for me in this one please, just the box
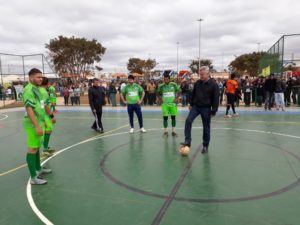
[226,93,236,104]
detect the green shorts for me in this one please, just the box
[162,103,178,117]
[25,125,45,148]
[45,116,53,133]
[50,97,57,104]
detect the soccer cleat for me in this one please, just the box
[180,142,190,147]
[201,146,209,154]
[163,131,169,137]
[140,127,147,133]
[171,131,177,137]
[129,128,134,134]
[36,167,52,177]
[224,115,232,118]
[30,177,48,185]
[41,151,52,158]
[232,113,239,117]
[47,147,56,154]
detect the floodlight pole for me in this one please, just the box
[197,18,203,73]
[22,56,26,82]
[42,54,45,74]
[176,42,179,75]
[0,55,5,108]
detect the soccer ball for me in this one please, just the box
[180,146,190,156]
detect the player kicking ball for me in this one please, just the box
[157,74,180,137]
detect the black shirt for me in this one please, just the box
[190,78,220,113]
[88,86,106,110]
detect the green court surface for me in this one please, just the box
[1,107,300,225]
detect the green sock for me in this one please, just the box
[52,105,56,111]
[163,119,168,128]
[26,153,37,178]
[35,150,41,171]
[171,118,176,127]
[43,133,51,151]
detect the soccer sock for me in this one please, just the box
[226,105,230,115]
[171,116,176,127]
[163,116,168,128]
[35,150,41,171]
[43,133,51,151]
[232,104,236,114]
[26,153,37,178]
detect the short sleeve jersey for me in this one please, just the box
[23,83,46,128]
[122,83,144,104]
[226,79,238,94]
[39,87,51,106]
[48,86,56,100]
[157,82,180,105]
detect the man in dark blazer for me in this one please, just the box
[88,78,106,132]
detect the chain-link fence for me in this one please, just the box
[259,34,300,76]
[0,53,56,107]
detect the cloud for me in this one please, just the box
[0,0,299,73]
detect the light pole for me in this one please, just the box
[176,42,179,75]
[197,18,203,73]
[257,42,261,52]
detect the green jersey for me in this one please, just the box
[157,82,180,105]
[122,83,144,104]
[48,86,56,100]
[39,87,51,106]
[23,83,46,129]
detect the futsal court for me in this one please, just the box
[1,106,300,225]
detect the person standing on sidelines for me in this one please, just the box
[264,74,276,110]
[181,66,219,154]
[274,76,286,111]
[225,73,239,118]
[88,78,106,133]
[121,75,146,134]
[157,74,180,136]
[23,68,53,185]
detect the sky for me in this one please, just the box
[0,0,299,74]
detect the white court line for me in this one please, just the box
[0,114,8,121]
[27,127,300,225]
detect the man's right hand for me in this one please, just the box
[188,105,192,111]
[123,101,127,105]
[35,126,43,136]
[93,109,96,113]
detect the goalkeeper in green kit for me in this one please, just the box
[157,74,180,136]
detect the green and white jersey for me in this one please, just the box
[157,82,180,105]
[22,83,46,128]
[48,86,56,100]
[122,83,144,104]
[39,87,51,106]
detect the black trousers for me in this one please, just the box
[92,107,103,130]
[244,92,251,106]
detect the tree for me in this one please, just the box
[46,36,106,77]
[189,59,214,73]
[127,58,157,80]
[229,52,266,77]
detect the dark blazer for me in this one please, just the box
[88,86,106,110]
